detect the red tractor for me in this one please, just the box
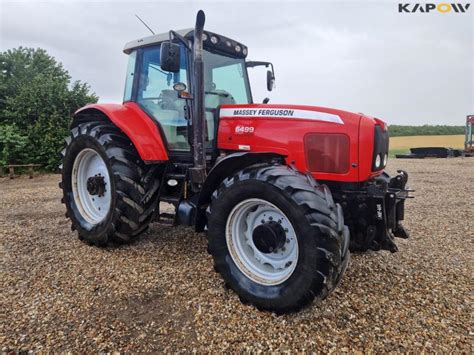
[465,115,474,155]
[60,11,410,313]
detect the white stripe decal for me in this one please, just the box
[219,108,344,125]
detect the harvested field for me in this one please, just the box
[390,134,465,151]
[1,158,473,352]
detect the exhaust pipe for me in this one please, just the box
[190,10,207,185]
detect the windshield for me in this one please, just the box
[201,50,252,148]
[203,50,252,107]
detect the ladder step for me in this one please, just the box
[156,212,175,226]
[165,173,186,180]
[156,219,174,226]
[160,196,180,204]
[159,212,176,220]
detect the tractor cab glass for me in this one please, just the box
[202,50,251,146]
[123,50,136,102]
[136,45,190,151]
[132,40,252,152]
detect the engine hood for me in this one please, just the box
[219,103,363,125]
[217,103,385,183]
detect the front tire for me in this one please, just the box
[60,121,161,246]
[207,165,350,313]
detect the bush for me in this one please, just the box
[0,124,28,166]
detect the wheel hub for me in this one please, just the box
[86,175,106,196]
[71,148,112,225]
[225,199,299,286]
[252,221,286,253]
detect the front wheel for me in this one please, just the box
[207,165,350,313]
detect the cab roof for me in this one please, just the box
[123,28,248,59]
[123,28,193,54]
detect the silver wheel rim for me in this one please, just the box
[225,198,298,286]
[71,148,111,225]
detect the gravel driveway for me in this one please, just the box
[1,158,472,352]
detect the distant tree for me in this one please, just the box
[388,125,465,137]
[0,47,98,170]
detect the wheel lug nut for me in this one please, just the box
[286,238,290,243]
[269,216,273,221]
[261,219,265,224]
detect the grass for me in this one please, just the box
[389,134,465,156]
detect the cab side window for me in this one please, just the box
[123,50,137,102]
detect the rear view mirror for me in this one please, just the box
[160,42,181,73]
[267,70,275,91]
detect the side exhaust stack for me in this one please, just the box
[190,10,207,185]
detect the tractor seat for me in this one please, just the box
[205,90,236,109]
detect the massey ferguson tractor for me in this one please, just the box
[60,11,411,313]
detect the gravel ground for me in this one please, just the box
[1,158,472,352]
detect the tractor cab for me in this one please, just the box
[122,28,271,156]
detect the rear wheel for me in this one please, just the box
[60,121,161,246]
[207,165,350,313]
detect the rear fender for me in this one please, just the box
[72,102,168,162]
[194,151,285,231]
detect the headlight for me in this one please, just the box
[235,45,241,52]
[372,124,389,171]
[202,33,208,41]
[210,36,218,44]
[375,154,381,168]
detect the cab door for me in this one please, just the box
[134,44,191,153]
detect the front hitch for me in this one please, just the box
[367,170,413,252]
[335,169,413,253]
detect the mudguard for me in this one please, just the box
[194,151,285,231]
[73,102,168,162]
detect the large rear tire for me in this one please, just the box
[60,121,161,246]
[207,165,350,313]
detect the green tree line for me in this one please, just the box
[0,47,98,171]
[388,125,465,137]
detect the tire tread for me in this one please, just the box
[208,164,349,313]
[60,120,161,246]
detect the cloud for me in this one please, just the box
[1,0,472,124]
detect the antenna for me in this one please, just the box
[135,14,155,35]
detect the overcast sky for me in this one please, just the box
[1,0,473,125]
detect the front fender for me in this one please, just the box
[194,151,285,231]
[73,102,168,162]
